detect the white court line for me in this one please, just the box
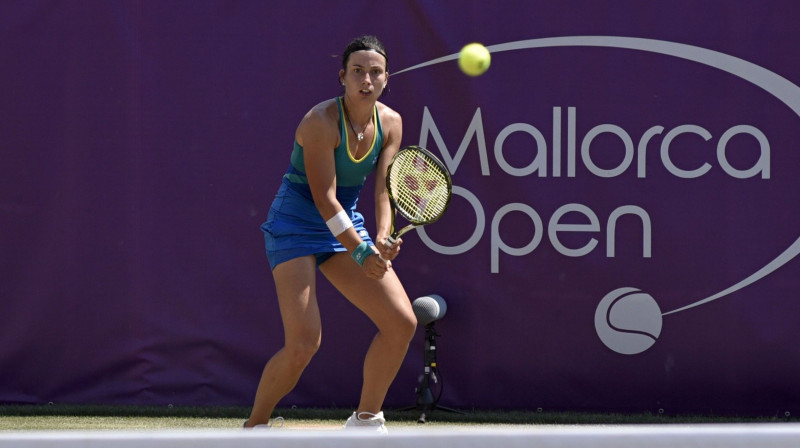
[2,425,800,448]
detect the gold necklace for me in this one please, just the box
[343,98,372,141]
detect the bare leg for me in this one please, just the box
[320,253,417,414]
[246,256,321,427]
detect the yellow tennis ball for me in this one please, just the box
[458,43,491,76]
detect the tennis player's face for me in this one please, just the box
[341,50,388,99]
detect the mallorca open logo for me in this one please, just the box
[395,36,800,355]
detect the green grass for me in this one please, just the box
[0,405,795,431]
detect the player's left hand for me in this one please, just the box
[377,237,402,261]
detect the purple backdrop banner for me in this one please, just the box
[2,0,800,415]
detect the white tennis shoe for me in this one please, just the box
[243,416,284,430]
[343,411,388,434]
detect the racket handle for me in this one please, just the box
[379,236,398,265]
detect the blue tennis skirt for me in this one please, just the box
[261,180,374,270]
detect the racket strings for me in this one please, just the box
[388,151,450,224]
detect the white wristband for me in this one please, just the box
[326,210,353,237]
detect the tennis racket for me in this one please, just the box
[383,145,453,248]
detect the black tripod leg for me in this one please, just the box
[430,404,465,414]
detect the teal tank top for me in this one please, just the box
[283,97,383,188]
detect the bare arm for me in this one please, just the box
[373,104,403,261]
[298,106,345,231]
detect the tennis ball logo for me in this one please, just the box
[458,43,491,76]
[594,287,662,355]
[406,176,439,193]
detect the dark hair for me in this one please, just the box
[341,35,388,71]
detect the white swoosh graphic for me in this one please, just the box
[395,36,800,315]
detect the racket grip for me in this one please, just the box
[379,236,397,265]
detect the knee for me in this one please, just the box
[284,336,321,370]
[388,312,417,345]
[403,314,418,342]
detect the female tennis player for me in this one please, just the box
[244,36,416,434]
